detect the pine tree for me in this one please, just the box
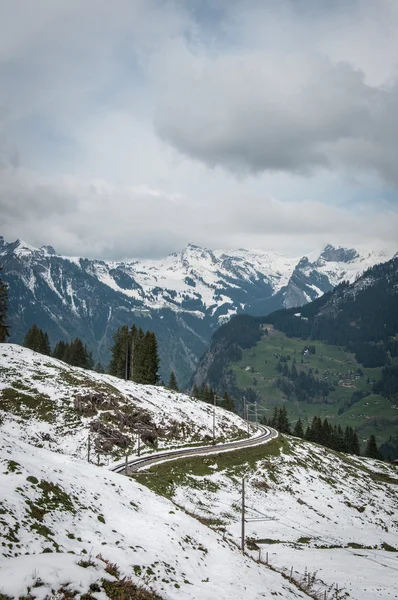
[0,268,9,342]
[41,332,51,356]
[131,327,145,382]
[24,325,50,354]
[221,391,235,412]
[293,417,304,438]
[53,340,68,361]
[68,338,90,369]
[95,361,104,373]
[365,434,382,460]
[109,325,130,379]
[277,406,291,434]
[168,371,179,391]
[192,384,199,399]
[144,331,160,385]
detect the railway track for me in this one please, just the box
[112,424,278,474]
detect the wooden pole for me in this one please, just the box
[241,477,245,552]
[87,435,91,463]
[125,452,128,475]
[213,394,216,445]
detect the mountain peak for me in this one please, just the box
[40,245,58,256]
[320,244,359,263]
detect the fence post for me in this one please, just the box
[125,452,128,475]
[290,566,293,581]
[266,551,268,565]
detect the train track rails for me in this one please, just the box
[112,425,278,475]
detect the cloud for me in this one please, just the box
[0,167,396,259]
[152,40,398,183]
[0,0,397,260]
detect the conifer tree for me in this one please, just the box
[0,268,9,342]
[276,406,291,434]
[109,325,130,379]
[95,361,104,373]
[365,434,382,460]
[293,417,304,438]
[68,338,90,369]
[168,371,179,391]
[221,391,235,412]
[53,340,68,361]
[24,325,51,355]
[192,384,199,399]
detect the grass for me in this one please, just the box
[135,436,289,498]
[0,387,55,423]
[228,327,397,446]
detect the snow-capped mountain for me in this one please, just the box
[0,235,394,384]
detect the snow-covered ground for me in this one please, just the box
[0,430,308,599]
[0,344,253,463]
[167,436,398,600]
[1,344,398,599]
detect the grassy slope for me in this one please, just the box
[229,326,398,446]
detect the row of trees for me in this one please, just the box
[23,325,98,370]
[108,324,160,385]
[191,383,235,412]
[262,406,382,459]
[21,323,181,390]
[276,361,331,403]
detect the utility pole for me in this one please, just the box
[241,476,245,552]
[246,404,250,435]
[125,451,129,475]
[87,435,91,463]
[137,434,141,457]
[213,394,216,445]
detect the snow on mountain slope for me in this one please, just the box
[0,430,309,599]
[0,344,252,463]
[158,435,398,600]
[1,236,393,315]
[1,235,395,385]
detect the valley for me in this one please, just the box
[230,327,398,447]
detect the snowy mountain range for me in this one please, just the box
[0,235,394,384]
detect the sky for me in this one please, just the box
[0,0,397,260]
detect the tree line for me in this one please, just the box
[23,325,99,371]
[262,406,382,459]
[191,383,236,412]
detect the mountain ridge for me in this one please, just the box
[0,234,395,384]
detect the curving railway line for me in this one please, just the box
[112,424,278,475]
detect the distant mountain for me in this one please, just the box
[0,235,394,384]
[193,255,398,388]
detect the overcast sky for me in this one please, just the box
[0,0,397,259]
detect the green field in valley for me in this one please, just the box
[229,325,398,448]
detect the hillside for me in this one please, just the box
[0,344,253,464]
[1,235,393,385]
[138,435,398,600]
[192,256,398,451]
[0,430,309,599]
[1,344,397,599]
